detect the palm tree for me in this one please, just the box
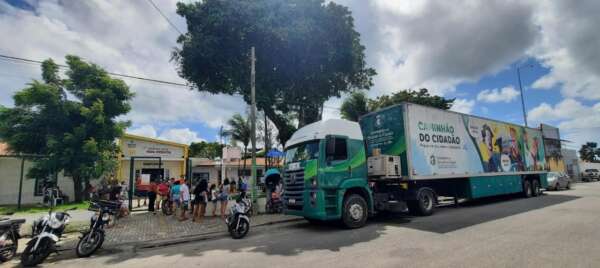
[224,113,252,176]
[340,91,369,122]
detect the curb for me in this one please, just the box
[132,217,303,251]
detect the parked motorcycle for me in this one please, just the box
[0,217,25,262]
[21,207,76,267]
[225,197,252,239]
[76,200,119,257]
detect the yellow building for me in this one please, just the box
[117,134,189,183]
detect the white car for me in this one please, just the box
[546,172,572,190]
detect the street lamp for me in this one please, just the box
[517,64,533,127]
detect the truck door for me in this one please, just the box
[324,135,350,186]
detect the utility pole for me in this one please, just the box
[219,126,226,182]
[517,65,532,127]
[250,47,258,207]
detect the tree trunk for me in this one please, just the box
[242,145,248,178]
[297,102,323,128]
[263,107,296,146]
[72,175,84,202]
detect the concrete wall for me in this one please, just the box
[562,149,580,180]
[0,157,74,205]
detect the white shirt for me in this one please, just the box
[180,184,190,201]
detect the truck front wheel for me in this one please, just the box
[408,188,435,216]
[342,194,368,229]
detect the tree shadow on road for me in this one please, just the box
[89,193,579,265]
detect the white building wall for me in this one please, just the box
[0,157,74,205]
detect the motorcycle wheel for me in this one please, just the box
[21,238,52,267]
[228,216,250,239]
[162,201,173,216]
[76,230,105,258]
[0,230,18,262]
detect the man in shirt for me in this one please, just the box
[179,179,190,221]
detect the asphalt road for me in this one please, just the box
[4,181,600,268]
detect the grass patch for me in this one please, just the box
[0,201,90,215]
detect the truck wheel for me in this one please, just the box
[342,194,368,229]
[522,180,532,198]
[408,188,435,216]
[532,180,541,197]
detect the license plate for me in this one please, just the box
[289,199,296,204]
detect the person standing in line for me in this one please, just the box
[219,178,231,220]
[210,184,218,217]
[156,179,169,212]
[148,180,158,214]
[192,179,208,222]
[179,179,190,221]
[170,180,181,216]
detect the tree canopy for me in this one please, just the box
[340,88,455,122]
[189,141,223,159]
[0,56,133,201]
[579,142,600,162]
[174,0,375,145]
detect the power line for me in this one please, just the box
[146,0,184,35]
[0,54,342,110]
[0,54,189,87]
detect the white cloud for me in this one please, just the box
[335,0,538,96]
[450,99,475,114]
[127,125,205,145]
[128,125,158,138]
[528,99,600,147]
[0,0,244,134]
[159,128,205,144]
[529,1,600,100]
[476,86,520,103]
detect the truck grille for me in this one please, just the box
[283,170,305,210]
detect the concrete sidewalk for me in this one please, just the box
[22,212,301,252]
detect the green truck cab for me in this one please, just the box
[282,120,372,228]
[283,103,549,228]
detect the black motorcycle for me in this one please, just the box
[76,200,119,257]
[0,217,25,262]
[21,207,76,267]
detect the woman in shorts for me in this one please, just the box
[219,179,230,220]
[192,179,208,222]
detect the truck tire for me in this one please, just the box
[522,180,532,198]
[342,194,368,229]
[532,180,541,197]
[408,188,435,216]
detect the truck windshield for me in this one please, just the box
[285,141,319,164]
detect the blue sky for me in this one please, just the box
[1,0,599,151]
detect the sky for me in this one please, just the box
[0,0,599,152]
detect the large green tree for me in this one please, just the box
[0,56,133,201]
[173,0,375,145]
[579,142,600,162]
[189,141,223,159]
[340,88,455,122]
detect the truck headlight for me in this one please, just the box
[311,177,317,187]
[310,192,317,207]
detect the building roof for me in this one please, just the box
[122,133,189,148]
